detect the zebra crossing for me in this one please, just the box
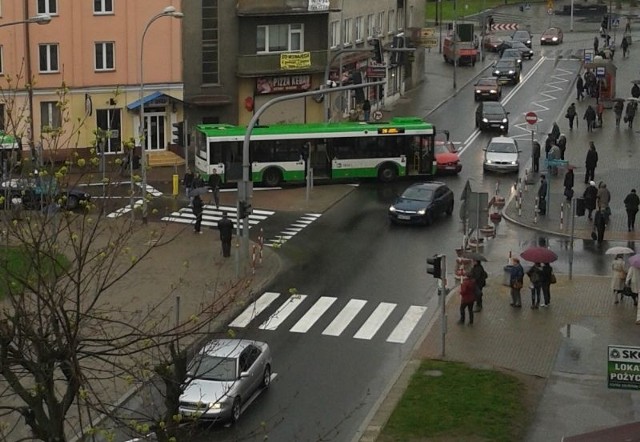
[161,204,274,229]
[264,213,321,247]
[228,291,428,344]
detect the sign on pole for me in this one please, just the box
[608,345,640,390]
[525,111,538,125]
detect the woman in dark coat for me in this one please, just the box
[583,105,597,132]
[583,181,598,220]
[563,168,574,201]
[539,263,554,307]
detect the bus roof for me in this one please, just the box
[196,117,434,138]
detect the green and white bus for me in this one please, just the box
[194,117,436,187]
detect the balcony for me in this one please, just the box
[237,0,340,15]
[237,50,329,77]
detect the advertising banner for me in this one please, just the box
[608,345,640,390]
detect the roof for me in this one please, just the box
[126,91,182,110]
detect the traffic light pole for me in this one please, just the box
[439,255,447,358]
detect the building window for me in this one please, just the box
[37,0,57,15]
[95,42,114,71]
[202,0,219,85]
[38,44,59,73]
[366,14,374,39]
[355,16,364,42]
[343,18,352,46]
[387,10,395,34]
[40,101,62,130]
[257,24,304,53]
[376,12,384,36]
[93,0,113,14]
[330,20,340,48]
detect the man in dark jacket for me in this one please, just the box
[566,103,577,130]
[624,189,640,231]
[614,100,624,127]
[192,194,204,234]
[583,181,598,220]
[469,260,488,312]
[576,77,584,101]
[207,169,222,209]
[626,101,637,129]
[218,212,234,257]
[584,105,597,132]
[532,139,541,173]
[585,141,598,183]
[563,168,574,201]
[594,209,607,245]
[538,174,548,216]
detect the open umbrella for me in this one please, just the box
[605,246,635,255]
[460,251,487,262]
[520,246,558,263]
[628,254,640,268]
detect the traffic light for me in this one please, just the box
[238,200,252,219]
[371,38,383,64]
[427,254,443,279]
[172,121,184,146]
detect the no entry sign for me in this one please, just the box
[525,111,538,125]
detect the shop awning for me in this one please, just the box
[127,91,182,110]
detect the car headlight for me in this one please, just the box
[541,37,546,40]
[389,206,396,213]
[482,118,489,123]
[494,70,500,75]
[511,161,517,165]
[208,402,222,409]
[552,37,558,41]
[526,40,531,44]
[502,118,508,123]
[486,159,493,164]
[418,209,426,215]
[517,59,522,63]
[476,89,481,93]
[508,70,514,74]
[489,89,497,93]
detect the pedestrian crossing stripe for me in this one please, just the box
[229,292,428,344]
[161,205,275,228]
[265,213,321,247]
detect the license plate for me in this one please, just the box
[398,215,410,220]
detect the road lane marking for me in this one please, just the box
[353,302,396,340]
[258,294,307,330]
[290,296,337,333]
[386,306,428,343]
[322,299,367,337]
[229,291,281,328]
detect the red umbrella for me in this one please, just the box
[520,246,558,263]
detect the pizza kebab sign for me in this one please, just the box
[608,345,640,390]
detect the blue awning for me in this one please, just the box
[127,91,180,110]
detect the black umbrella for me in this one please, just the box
[460,251,488,262]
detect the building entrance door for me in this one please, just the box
[142,113,165,151]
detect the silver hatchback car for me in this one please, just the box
[483,136,520,173]
[179,339,272,423]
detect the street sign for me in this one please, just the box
[584,49,594,64]
[608,345,640,390]
[421,37,438,48]
[525,111,538,125]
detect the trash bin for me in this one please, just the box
[503,265,514,287]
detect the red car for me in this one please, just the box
[434,132,462,174]
[540,27,563,45]
[483,35,504,52]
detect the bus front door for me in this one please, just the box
[309,141,330,179]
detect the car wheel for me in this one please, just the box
[446,202,454,216]
[66,195,79,210]
[262,365,271,389]
[231,397,241,424]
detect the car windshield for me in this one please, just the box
[546,28,559,35]
[402,187,434,202]
[513,31,530,39]
[435,143,454,154]
[476,78,496,86]
[495,61,514,68]
[188,355,237,381]
[488,142,516,153]
[484,103,505,113]
[502,50,520,58]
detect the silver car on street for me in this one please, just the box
[483,136,520,173]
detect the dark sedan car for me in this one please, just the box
[492,59,520,85]
[511,30,533,48]
[500,48,523,70]
[388,182,454,225]
[509,40,534,59]
[474,77,502,101]
[475,101,509,133]
[0,176,91,211]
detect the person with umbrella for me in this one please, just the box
[509,257,525,308]
[625,260,640,307]
[624,189,640,231]
[526,262,543,309]
[540,262,555,307]
[458,275,477,325]
[611,254,627,304]
[469,259,488,312]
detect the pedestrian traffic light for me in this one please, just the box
[371,38,383,64]
[172,121,184,146]
[238,200,252,219]
[427,254,443,279]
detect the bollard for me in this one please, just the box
[172,174,179,197]
[524,169,529,191]
[258,228,264,264]
[560,203,564,230]
[495,180,500,196]
[534,196,538,224]
[251,245,257,274]
[518,188,523,216]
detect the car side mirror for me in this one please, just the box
[240,371,250,378]
[506,111,511,115]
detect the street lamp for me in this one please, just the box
[138,6,183,224]
[0,14,51,28]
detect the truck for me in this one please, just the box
[442,23,478,66]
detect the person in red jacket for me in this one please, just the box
[459,276,477,325]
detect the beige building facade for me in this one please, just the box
[0,0,183,162]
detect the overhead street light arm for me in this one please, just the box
[0,14,51,28]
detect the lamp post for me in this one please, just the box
[138,6,183,224]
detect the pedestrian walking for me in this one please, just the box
[576,77,584,101]
[458,276,477,325]
[583,105,597,132]
[566,103,577,130]
[532,139,541,173]
[509,257,524,308]
[632,83,640,99]
[597,182,611,220]
[538,174,548,215]
[526,262,543,309]
[583,181,598,220]
[614,100,624,127]
[563,168,575,201]
[557,134,567,159]
[625,266,640,307]
[207,169,221,209]
[594,35,600,53]
[469,260,488,312]
[593,209,607,245]
[621,36,630,58]
[217,211,234,258]
[544,135,554,157]
[584,141,598,184]
[611,254,627,304]
[596,101,604,128]
[625,101,637,129]
[192,194,204,234]
[362,99,371,122]
[183,168,195,198]
[540,263,555,307]
[624,188,640,231]
[550,122,561,142]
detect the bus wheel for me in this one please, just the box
[378,164,398,182]
[263,168,282,187]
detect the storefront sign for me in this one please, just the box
[367,63,387,78]
[608,345,640,390]
[308,0,330,11]
[256,75,311,95]
[280,52,311,70]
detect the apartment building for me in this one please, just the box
[0,0,183,163]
